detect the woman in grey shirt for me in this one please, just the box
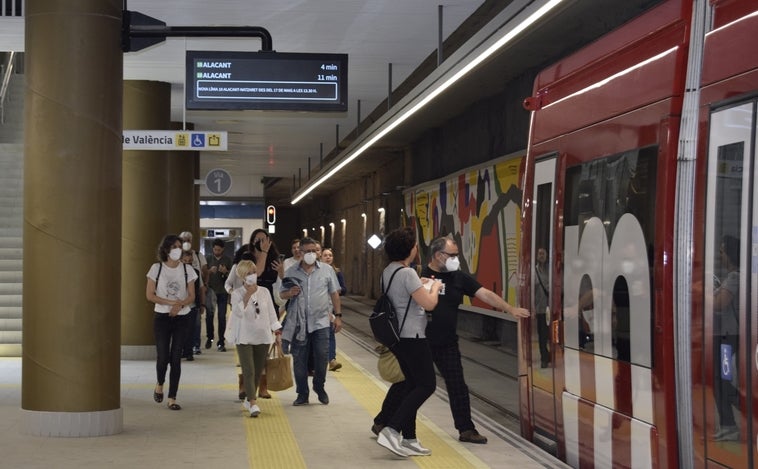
[374,227,442,457]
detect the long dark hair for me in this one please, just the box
[249,229,280,263]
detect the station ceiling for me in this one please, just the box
[5,0,663,205]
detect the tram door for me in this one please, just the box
[702,100,756,468]
[528,157,558,443]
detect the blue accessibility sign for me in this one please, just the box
[191,133,206,147]
[720,343,732,381]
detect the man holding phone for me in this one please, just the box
[205,238,232,351]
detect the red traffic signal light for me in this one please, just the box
[266,205,276,225]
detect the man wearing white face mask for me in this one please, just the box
[419,236,529,444]
[280,237,342,406]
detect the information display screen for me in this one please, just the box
[186,51,348,111]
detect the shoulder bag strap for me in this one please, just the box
[382,265,405,294]
[536,267,549,296]
[385,266,413,335]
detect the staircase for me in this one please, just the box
[0,71,24,357]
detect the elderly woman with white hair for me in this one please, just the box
[226,260,283,417]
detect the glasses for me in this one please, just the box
[301,249,319,254]
[253,300,260,315]
[440,251,459,258]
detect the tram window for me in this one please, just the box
[563,147,656,363]
[565,147,657,238]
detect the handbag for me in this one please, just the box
[376,345,405,383]
[265,341,294,391]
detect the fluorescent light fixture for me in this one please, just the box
[368,234,382,249]
[340,219,347,224]
[378,207,385,213]
[291,0,564,205]
[329,222,335,228]
[361,213,367,219]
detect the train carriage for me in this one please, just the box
[519,0,758,467]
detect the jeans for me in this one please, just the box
[206,291,228,345]
[154,313,190,399]
[290,327,329,397]
[328,324,337,361]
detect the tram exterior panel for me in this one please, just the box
[520,0,758,468]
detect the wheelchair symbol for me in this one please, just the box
[720,344,732,380]
[192,134,205,147]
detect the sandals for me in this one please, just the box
[258,392,272,399]
[167,402,182,411]
[153,389,164,403]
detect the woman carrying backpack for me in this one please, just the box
[145,234,198,411]
[373,227,442,457]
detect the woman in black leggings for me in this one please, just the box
[373,227,442,457]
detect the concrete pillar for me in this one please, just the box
[121,80,171,359]
[22,0,123,436]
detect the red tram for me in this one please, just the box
[519,0,758,467]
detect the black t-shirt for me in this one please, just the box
[420,265,481,346]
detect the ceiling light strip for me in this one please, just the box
[291,0,565,205]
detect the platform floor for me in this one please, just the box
[0,311,566,468]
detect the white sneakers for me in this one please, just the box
[401,438,431,456]
[376,427,431,457]
[377,427,408,457]
[242,400,261,418]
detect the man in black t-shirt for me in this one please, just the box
[421,236,529,444]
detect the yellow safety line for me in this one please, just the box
[333,350,489,469]
[240,395,307,469]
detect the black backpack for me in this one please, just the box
[369,266,412,349]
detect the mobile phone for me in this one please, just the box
[278,254,286,261]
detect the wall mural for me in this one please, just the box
[403,156,523,307]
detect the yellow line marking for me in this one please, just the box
[333,350,489,468]
[240,396,307,469]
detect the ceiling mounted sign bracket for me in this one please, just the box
[121,9,274,53]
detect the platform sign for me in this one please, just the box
[186,51,348,112]
[205,168,232,195]
[123,130,227,151]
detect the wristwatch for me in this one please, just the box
[334,313,343,318]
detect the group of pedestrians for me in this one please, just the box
[144,226,531,459]
[144,231,347,415]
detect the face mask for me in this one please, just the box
[245,274,257,285]
[169,247,182,261]
[444,256,460,272]
[182,241,192,252]
[303,252,318,265]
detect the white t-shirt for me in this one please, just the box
[146,262,198,315]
